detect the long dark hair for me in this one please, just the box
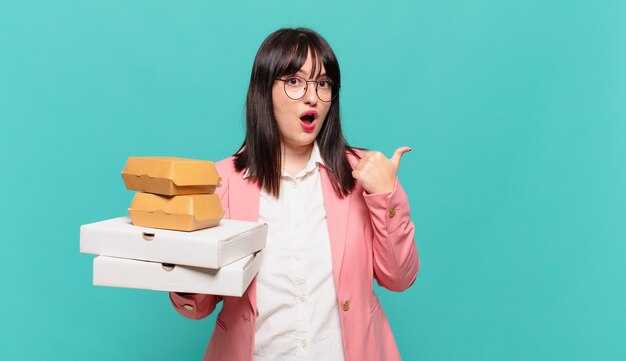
[234,27,357,198]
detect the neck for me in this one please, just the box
[281,142,314,177]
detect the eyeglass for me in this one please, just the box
[276,76,338,102]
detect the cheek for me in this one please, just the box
[272,85,288,118]
[273,100,291,128]
[319,106,331,125]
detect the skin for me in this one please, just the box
[272,51,330,176]
[351,147,411,194]
[272,51,410,194]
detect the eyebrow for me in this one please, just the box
[295,69,329,79]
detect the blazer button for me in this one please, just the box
[342,300,350,312]
[183,304,194,311]
[388,208,397,218]
[242,313,251,321]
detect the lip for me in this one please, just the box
[300,110,319,119]
[299,110,318,132]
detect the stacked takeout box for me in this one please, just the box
[80,157,267,297]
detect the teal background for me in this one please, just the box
[1,1,625,360]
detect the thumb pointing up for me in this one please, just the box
[391,146,412,168]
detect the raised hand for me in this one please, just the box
[351,147,411,194]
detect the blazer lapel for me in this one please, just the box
[228,172,261,222]
[319,165,351,288]
[227,171,261,311]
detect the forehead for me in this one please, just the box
[296,53,326,77]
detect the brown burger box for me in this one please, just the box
[122,157,221,196]
[128,192,225,231]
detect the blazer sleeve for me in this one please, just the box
[167,157,234,319]
[169,292,223,320]
[363,178,419,292]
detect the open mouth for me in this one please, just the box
[300,110,318,124]
[299,111,318,131]
[300,113,316,124]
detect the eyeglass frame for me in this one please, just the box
[275,76,340,102]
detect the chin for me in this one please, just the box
[301,134,319,144]
[286,136,316,148]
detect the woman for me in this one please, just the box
[169,28,419,361]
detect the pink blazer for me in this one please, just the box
[169,150,419,361]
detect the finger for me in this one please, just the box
[351,169,361,180]
[390,146,411,166]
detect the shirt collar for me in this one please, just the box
[242,142,325,179]
[287,141,324,178]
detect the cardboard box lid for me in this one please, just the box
[80,216,267,269]
[122,157,221,194]
[92,250,262,297]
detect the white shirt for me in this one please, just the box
[251,143,346,361]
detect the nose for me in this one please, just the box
[302,83,318,105]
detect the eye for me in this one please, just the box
[285,76,303,87]
[318,79,332,89]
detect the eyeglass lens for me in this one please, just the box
[283,77,334,102]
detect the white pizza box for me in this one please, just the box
[80,216,267,269]
[93,251,262,297]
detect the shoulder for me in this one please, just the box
[345,146,366,168]
[212,156,241,200]
[214,156,239,179]
[348,147,367,157]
